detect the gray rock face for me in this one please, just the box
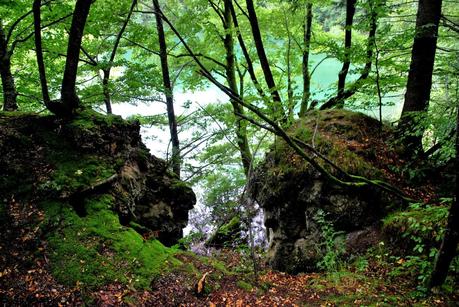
[67,113,196,246]
[249,110,400,273]
[116,155,195,246]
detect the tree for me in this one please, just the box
[399,0,443,156]
[245,0,285,123]
[102,0,137,114]
[59,0,93,115]
[335,0,356,109]
[299,1,313,116]
[221,0,253,176]
[0,22,18,111]
[320,0,379,110]
[153,0,181,177]
[428,104,459,288]
[33,0,51,107]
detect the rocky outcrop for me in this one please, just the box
[249,110,405,273]
[0,110,195,246]
[205,216,243,248]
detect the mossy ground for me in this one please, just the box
[41,195,180,291]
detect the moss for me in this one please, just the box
[236,280,253,291]
[69,109,127,130]
[271,109,385,179]
[206,216,242,248]
[219,216,240,235]
[40,155,116,196]
[171,179,192,190]
[41,195,179,291]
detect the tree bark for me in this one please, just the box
[320,0,378,110]
[33,0,51,106]
[102,0,136,114]
[428,104,459,288]
[0,23,18,111]
[60,0,92,113]
[223,0,252,177]
[335,0,356,109]
[285,13,293,123]
[399,0,443,156]
[153,0,181,178]
[299,2,312,117]
[229,2,265,100]
[245,0,285,123]
[102,69,112,114]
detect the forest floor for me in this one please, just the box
[0,198,457,307]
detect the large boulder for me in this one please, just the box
[249,110,407,273]
[0,110,195,246]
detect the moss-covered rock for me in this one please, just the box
[205,216,243,248]
[42,196,179,290]
[0,110,196,295]
[249,110,407,273]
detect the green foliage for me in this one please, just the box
[313,209,345,272]
[384,200,456,291]
[236,280,253,291]
[177,231,206,250]
[383,201,450,251]
[352,256,369,272]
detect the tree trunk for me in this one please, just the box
[102,69,112,114]
[229,2,265,100]
[102,0,136,114]
[285,14,293,123]
[33,0,51,107]
[153,0,181,178]
[0,24,18,111]
[61,0,92,113]
[320,0,378,110]
[299,2,312,117]
[428,104,459,288]
[245,0,285,123]
[399,0,443,156]
[335,0,356,109]
[223,0,252,177]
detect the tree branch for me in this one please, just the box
[157,5,414,202]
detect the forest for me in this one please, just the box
[0,0,458,305]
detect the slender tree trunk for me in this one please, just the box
[102,0,136,114]
[61,0,92,113]
[0,24,18,111]
[153,0,181,178]
[320,0,378,110]
[245,0,285,123]
[399,0,442,156]
[229,2,265,100]
[284,14,293,123]
[335,0,356,109]
[428,105,459,288]
[33,0,51,107]
[223,0,252,177]
[102,69,112,114]
[299,2,312,117]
